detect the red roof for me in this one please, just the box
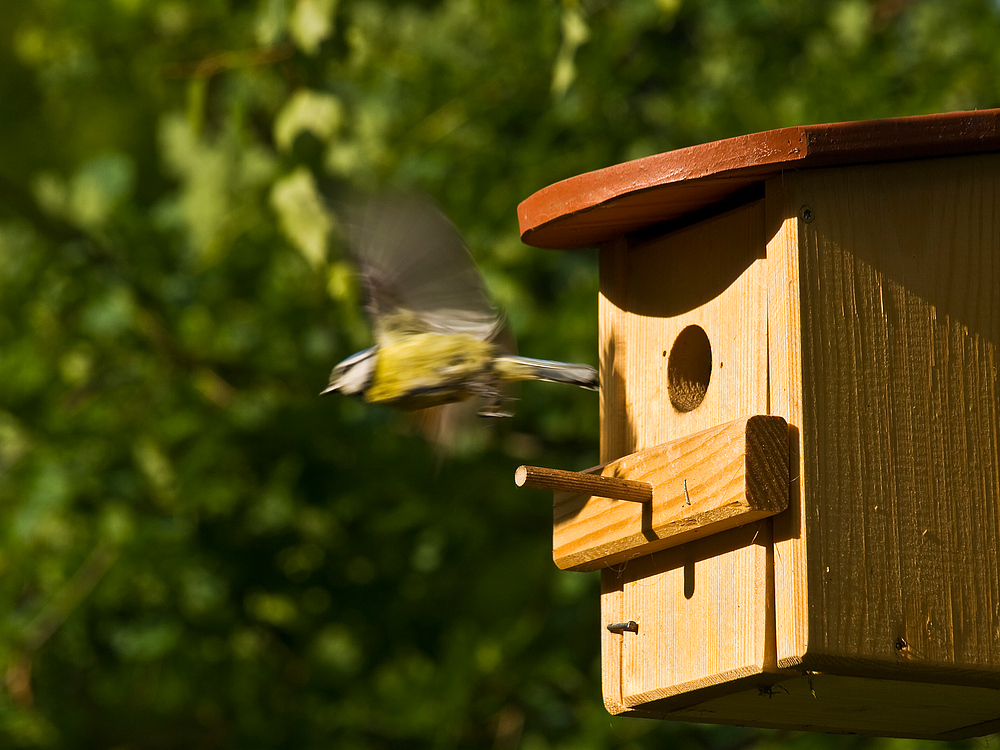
[518,109,1000,249]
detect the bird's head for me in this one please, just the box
[322,347,377,397]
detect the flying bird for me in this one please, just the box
[322,196,598,426]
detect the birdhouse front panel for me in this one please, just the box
[599,199,768,459]
[609,522,772,708]
[599,198,774,708]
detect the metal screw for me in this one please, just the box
[606,621,639,634]
[799,206,814,223]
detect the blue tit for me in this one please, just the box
[322,196,598,420]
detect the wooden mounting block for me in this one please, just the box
[516,415,789,571]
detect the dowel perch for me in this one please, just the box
[515,465,652,503]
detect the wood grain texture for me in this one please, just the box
[608,522,772,705]
[765,180,810,672]
[553,416,788,571]
[771,153,1000,680]
[599,199,769,459]
[519,109,1000,249]
[600,567,626,714]
[599,199,776,710]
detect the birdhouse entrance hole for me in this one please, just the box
[667,324,712,412]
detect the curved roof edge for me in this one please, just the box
[518,109,1000,249]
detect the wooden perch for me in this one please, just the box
[515,465,652,503]
[515,415,789,572]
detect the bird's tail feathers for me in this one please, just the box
[494,355,599,390]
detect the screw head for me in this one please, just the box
[799,206,815,223]
[606,621,639,634]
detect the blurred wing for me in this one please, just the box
[347,196,502,343]
[410,400,485,454]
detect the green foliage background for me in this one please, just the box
[0,0,999,747]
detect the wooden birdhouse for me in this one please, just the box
[514,109,1000,739]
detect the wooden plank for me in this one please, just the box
[616,522,772,705]
[773,153,1000,677]
[598,199,769,456]
[599,236,630,464]
[552,415,788,571]
[600,568,626,714]
[765,178,810,670]
[598,198,775,711]
[519,109,1000,249]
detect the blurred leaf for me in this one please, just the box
[270,167,334,267]
[67,153,136,229]
[274,89,343,151]
[256,0,291,45]
[551,5,590,99]
[290,0,337,54]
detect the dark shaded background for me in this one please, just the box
[0,0,998,747]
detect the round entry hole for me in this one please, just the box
[667,325,712,413]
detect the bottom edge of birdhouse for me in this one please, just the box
[607,671,1000,739]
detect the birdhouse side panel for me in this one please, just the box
[776,154,1000,677]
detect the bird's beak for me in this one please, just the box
[320,346,377,397]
